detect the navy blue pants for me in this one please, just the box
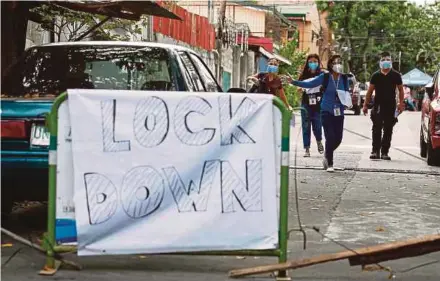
[321,111,344,166]
[301,104,322,149]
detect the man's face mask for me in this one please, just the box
[267,65,279,73]
[380,57,392,69]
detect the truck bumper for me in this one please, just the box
[1,151,49,201]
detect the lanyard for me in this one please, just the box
[331,74,341,103]
[331,74,340,90]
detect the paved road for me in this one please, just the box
[2,111,439,281]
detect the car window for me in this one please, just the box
[1,45,175,98]
[188,53,219,92]
[177,55,196,92]
[178,52,204,91]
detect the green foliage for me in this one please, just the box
[320,1,440,79]
[278,34,307,107]
[30,4,147,41]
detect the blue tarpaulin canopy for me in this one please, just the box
[402,68,432,86]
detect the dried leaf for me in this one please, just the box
[2,243,13,248]
[362,264,383,271]
[375,226,386,232]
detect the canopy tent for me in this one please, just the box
[402,68,432,87]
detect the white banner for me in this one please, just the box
[55,101,77,244]
[66,89,279,256]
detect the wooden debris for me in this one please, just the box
[0,227,82,271]
[229,234,440,278]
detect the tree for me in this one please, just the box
[1,2,36,80]
[29,4,147,42]
[278,33,306,108]
[317,1,440,80]
[1,1,180,79]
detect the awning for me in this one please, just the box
[244,36,274,53]
[402,68,433,86]
[258,47,291,66]
[236,35,291,65]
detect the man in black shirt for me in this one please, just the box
[363,52,404,160]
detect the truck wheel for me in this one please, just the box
[420,127,427,158]
[1,177,15,215]
[427,137,440,166]
[1,193,14,215]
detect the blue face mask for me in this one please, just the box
[308,62,319,71]
[380,61,392,69]
[267,65,278,73]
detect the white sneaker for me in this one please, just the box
[327,167,335,173]
[304,148,310,157]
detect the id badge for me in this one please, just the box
[309,94,317,105]
[334,106,341,116]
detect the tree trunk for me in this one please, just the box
[1,1,30,80]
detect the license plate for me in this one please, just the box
[30,124,50,147]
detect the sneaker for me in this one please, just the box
[304,148,311,158]
[322,157,329,170]
[381,153,391,160]
[327,167,335,173]
[370,151,380,160]
[317,141,324,154]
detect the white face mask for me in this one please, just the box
[332,64,343,73]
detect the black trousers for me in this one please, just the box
[322,111,344,166]
[370,109,396,154]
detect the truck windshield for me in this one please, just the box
[1,45,175,98]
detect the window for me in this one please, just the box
[178,52,204,91]
[2,45,175,98]
[188,53,220,92]
[177,54,196,92]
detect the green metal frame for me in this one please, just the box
[43,92,291,278]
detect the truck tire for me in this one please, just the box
[420,127,427,158]
[427,136,440,166]
[1,193,14,215]
[1,177,15,215]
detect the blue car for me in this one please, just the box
[1,41,222,214]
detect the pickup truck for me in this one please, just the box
[420,65,440,166]
[1,41,223,214]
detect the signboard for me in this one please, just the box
[62,90,279,256]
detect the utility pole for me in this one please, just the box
[363,52,367,82]
[398,51,402,72]
[215,0,227,82]
[207,0,212,24]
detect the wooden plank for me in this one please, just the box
[228,234,440,278]
[349,238,440,266]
